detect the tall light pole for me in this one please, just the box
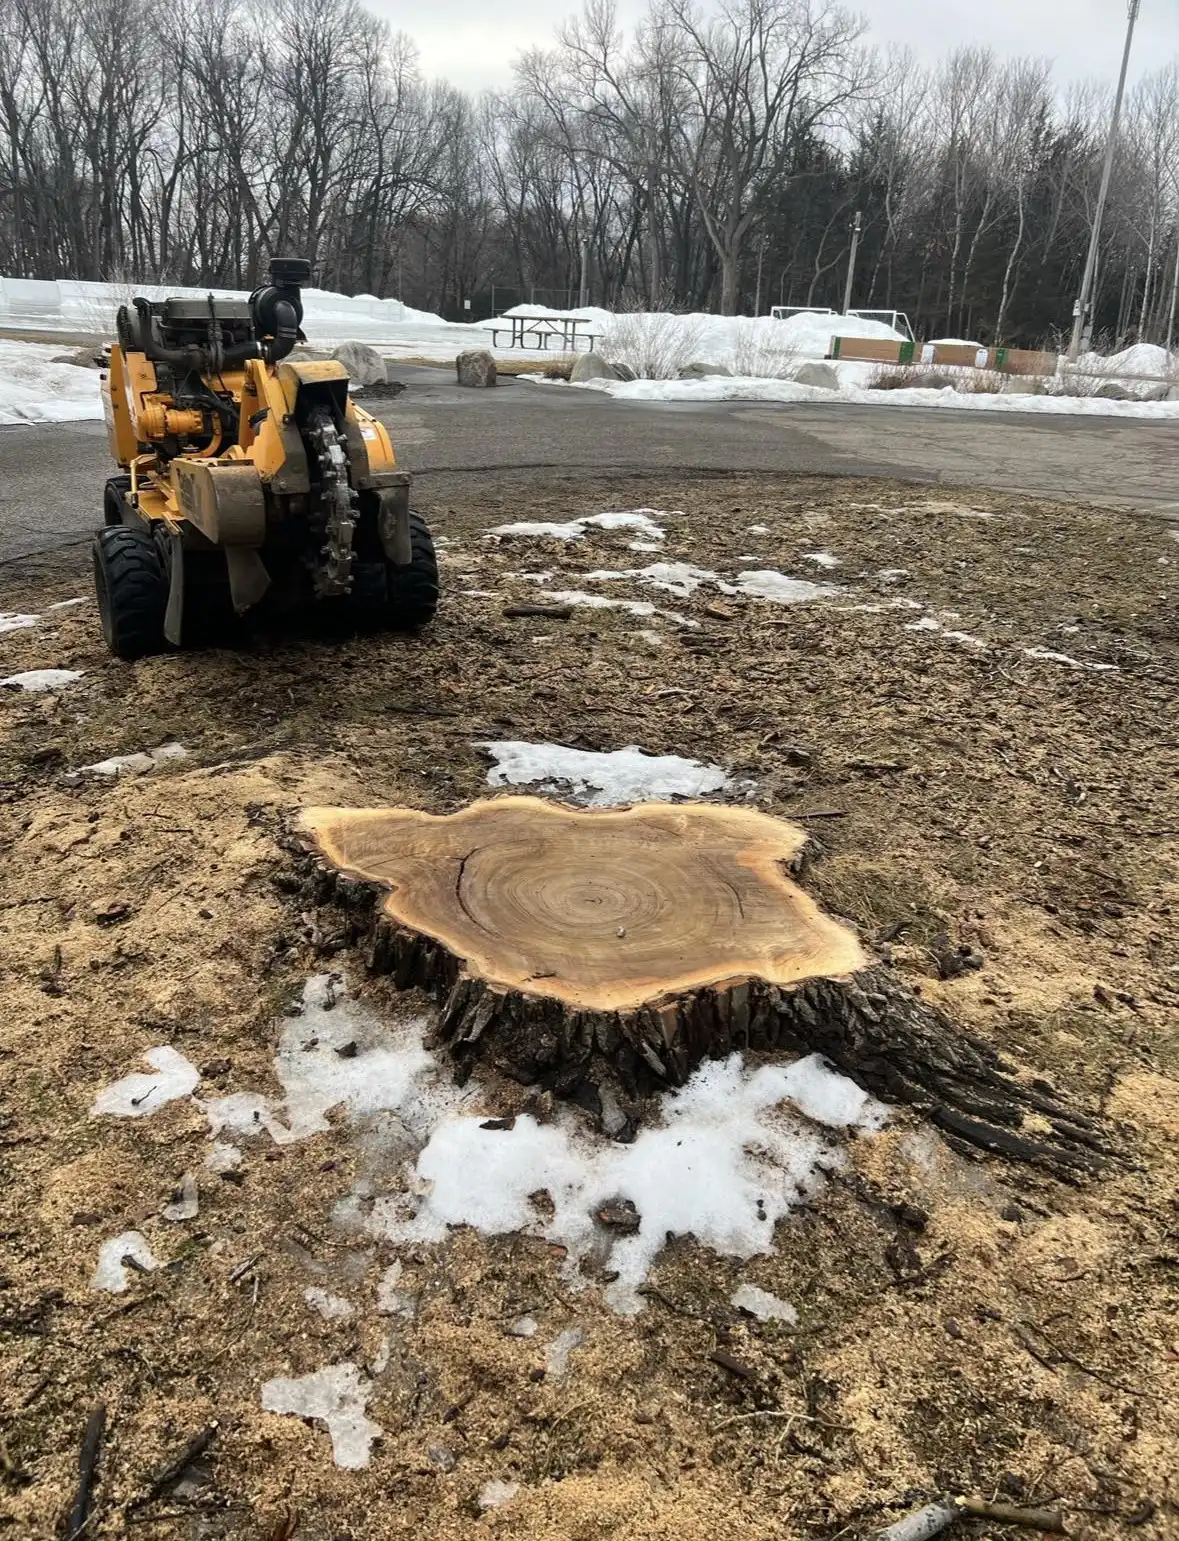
[1068,0,1142,360]
[843,210,862,315]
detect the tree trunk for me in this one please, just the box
[295,799,1120,1180]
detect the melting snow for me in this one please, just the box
[47,597,88,610]
[205,1141,242,1174]
[305,1287,355,1321]
[731,1283,797,1324]
[356,1051,884,1313]
[480,741,732,806]
[747,524,770,534]
[490,510,668,542]
[479,1481,520,1511]
[545,1327,586,1382]
[261,1362,381,1469]
[722,571,843,604]
[583,562,717,598]
[905,616,986,647]
[801,551,841,568]
[1023,646,1116,672]
[1,669,83,692]
[542,588,696,626]
[92,1231,158,1292]
[0,613,39,634]
[91,1046,201,1118]
[204,974,457,1147]
[82,743,187,777]
[93,978,888,1332]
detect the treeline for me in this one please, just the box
[1,0,1177,347]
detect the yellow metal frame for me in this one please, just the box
[101,347,398,529]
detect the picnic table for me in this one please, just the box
[488,313,600,353]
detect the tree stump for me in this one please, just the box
[297,798,1121,1178]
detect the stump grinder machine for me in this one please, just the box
[94,257,437,657]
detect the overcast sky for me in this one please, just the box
[371,0,1178,93]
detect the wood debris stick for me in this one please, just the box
[131,1423,219,1509]
[789,809,847,821]
[502,604,574,619]
[709,1348,758,1381]
[874,1496,1067,1540]
[66,1401,107,1541]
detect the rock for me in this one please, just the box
[90,897,130,926]
[595,1199,641,1233]
[678,361,732,379]
[427,1445,457,1473]
[331,341,387,386]
[570,352,619,384]
[1139,382,1169,402]
[791,360,840,390]
[611,361,637,382]
[456,349,497,387]
[1094,381,1133,400]
[52,347,105,369]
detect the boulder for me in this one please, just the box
[791,360,840,390]
[611,361,637,383]
[456,349,497,388]
[1094,381,1133,401]
[52,347,105,369]
[570,352,619,384]
[1138,382,1170,402]
[332,341,387,386]
[677,361,732,379]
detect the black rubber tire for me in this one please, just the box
[92,525,167,660]
[103,475,132,527]
[384,510,439,629]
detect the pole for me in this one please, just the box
[1166,234,1179,352]
[1068,0,1141,360]
[579,239,589,309]
[842,210,862,315]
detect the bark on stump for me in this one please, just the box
[297,797,1120,1179]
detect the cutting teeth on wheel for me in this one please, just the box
[308,410,356,598]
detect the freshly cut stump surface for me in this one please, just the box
[302,797,865,1010]
[299,798,1122,1177]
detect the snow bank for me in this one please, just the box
[571,370,1179,418]
[480,741,733,805]
[0,339,104,426]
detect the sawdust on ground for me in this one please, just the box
[1,472,1177,1540]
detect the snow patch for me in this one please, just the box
[0,339,103,426]
[0,613,39,634]
[1023,647,1116,672]
[801,551,841,569]
[92,1231,158,1292]
[479,1481,520,1511]
[583,562,717,598]
[1,669,83,692]
[204,976,456,1147]
[732,1283,797,1324]
[544,588,696,626]
[363,1052,886,1314]
[91,1046,201,1118]
[305,1287,355,1321]
[490,510,668,543]
[205,1141,242,1174]
[261,1363,381,1469]
[722,570,842,605]
[82,742,187,777]
[545,1327,586,1382]
[905,616,986,648]
[480,741,732,806]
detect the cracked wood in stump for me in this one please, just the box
[297,797,1121,1179]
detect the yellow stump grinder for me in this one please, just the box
[95,257,437,657]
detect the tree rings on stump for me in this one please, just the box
[298,797,1123,1179]
[302,797,864,1009]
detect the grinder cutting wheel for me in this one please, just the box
[94,257,438,657]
